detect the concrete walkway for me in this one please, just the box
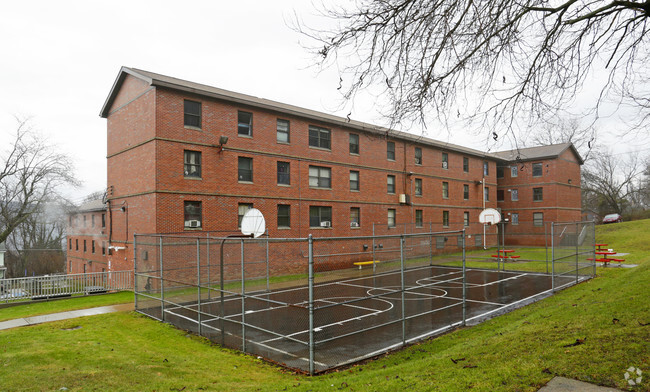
[0,303,134,330]
[538,377,626,391]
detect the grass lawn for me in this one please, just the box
[0,291,134,322]
[0,220,648,391]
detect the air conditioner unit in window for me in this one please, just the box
[399,194,411,205]
[350,222,359,228]
[442,161,448,169]
[185,220,201,228]
[320,221,331,228]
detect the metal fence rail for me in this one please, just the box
[0,270,133,303]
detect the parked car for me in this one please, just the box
[0,288,29,300]
[602,213,622,224]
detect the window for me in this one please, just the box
[277,161,290,185]
[184,100,201,128]
[415,178,422,196]
[463,184,469,200]
[474,235,482,247]
[309,166,331,188]
[511,166,518,178]
[436,237,446,249]
[92,240,96,254]
[277,119,290,143]
[532,162,543,177]
[75,239,79,250]
[415,148,422,165]
[184,150,202,178]
[309,125,331,149]
[497,189,505,201]
[277,205,290,228]
[483,161,489,176]
[83,240,87,252]
[484,187,489,202]
[102,242,106,255]
[102,213,106,228]
[511,189,518,201]
[238,111,252,136]
[497,166,504,178]
[533,187,543,201]
[387,141,395,160]
[83,215,87,227]
[387,209,396,227]
[91,215,95,227]
[387,175,396,194]
[350,207,360,228]
[442,153,448,169]
[238,157,253,182]
[442,182,449,198]
[463,157,469,172]
[511,213,519,225]
[69,239,72,250]
[238,203,253,228]
[415,210,423,228]
[457,235,464,248]
[184,201,202,228]
[310,206,332,227]
[349,134,359,154]
[350,170,359,191]
[463,212,469,227]
[533,212,544,227]
[442,211,450,227]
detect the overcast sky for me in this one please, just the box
[1,1,646,204]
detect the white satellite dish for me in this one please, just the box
[478,208,502,225]
[240,208,266,238]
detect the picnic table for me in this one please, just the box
[491,249,520,260]
[592,250,625,266]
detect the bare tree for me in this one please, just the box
[582,151,644,216]
[527,117,597,160]
[297,0,650,136]
[0,118,78,245]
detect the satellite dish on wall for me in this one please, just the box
[478,208,502,225]
[240,208,266,238]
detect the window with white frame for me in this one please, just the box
[387,141,395,160]
[533,187,543,201]
[387,175,396,194]
[184,100,201,128]
[415,210,423,227]
[238,203,253,228]
[309,166,331,188]
[442,182,449,198]
[415,147,422,165]
[350,207,360,228]
[533,162,543,177]
[277,204,290,228]
[511,213,519,225]
[533,212,544,226]
[511,166,518,178]
[387,209,396,227]
[277,119,290,143]
[415,178,422,196]
[350,170,359,191]
[511,189,518,201]
[277,161,290,185]
[238,157,253,182]
[349,133,359,154]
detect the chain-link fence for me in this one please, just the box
[134,222,594,374]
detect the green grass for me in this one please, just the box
[0,220,648,391]
[0,291,134,322]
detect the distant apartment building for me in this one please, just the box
[65,67,582,273]
[66,199,108,273]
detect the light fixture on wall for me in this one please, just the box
[217,135,229,153]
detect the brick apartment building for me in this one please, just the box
[65,67,582,273]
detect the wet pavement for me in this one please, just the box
[538,376,625,391]
[0,303,134,330]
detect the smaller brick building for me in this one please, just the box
[66,199,109,273]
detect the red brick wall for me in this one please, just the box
[66,210,109,273]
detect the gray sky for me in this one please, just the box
[1,1,646,203]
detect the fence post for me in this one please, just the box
[308,235,315,376]
[545,222,549,274]
[551,223,555,293]
[266,231,270,292]
[133,234,138,311]
[462,229,467,326]
[576,222,580,284]
[429,222,433,266]
[206,233,211,301]
[241,239,246,352]
[400,234,406,346]
[197,238,202,336]
[159,236,164,321]
[592,221,597,277]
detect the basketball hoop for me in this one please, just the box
[479,208,501,225]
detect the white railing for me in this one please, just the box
[0,270,133,303]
